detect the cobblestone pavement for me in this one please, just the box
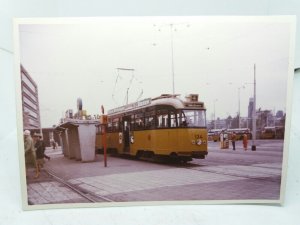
[26,140,284,204]
[26,169,91,204]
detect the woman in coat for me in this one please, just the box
[243,133,248,151]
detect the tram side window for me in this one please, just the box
[107,118,113,132]
[96,125,102,135]
[134,112,144,130]
[177,111,187,127]
[119,119,123,132]
[112,118,119,132]
[170,111,177,127]
[130,114,135,131]
[157,109,169,128]
[145,111,155,129]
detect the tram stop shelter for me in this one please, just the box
[55,119,99,162]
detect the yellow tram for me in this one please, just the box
[96,94,208,162]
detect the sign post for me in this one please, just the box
[100,105,108,167]
[102,122,107,167]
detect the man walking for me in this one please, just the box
[231,132,236,150]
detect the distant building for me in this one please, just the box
[276,110,284,118]
[248,97,254,118]
[207,118,227,130]
[247,97,254,130]
[21,64,41,130]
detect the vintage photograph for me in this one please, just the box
[15,17,294,208]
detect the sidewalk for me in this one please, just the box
[26,145,281,204]
[43,148,172,179]
[27,148,183,203]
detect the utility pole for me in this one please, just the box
[238,87,240,128]
[252,64,257,151]
[100,105,107,167]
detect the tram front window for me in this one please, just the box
[181,110,206,127]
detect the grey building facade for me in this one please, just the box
[21,64,41,130]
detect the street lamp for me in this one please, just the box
[243,64,257,151]
[252,64,257,151]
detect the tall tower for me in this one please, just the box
[247,97,254,130]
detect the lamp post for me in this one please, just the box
[251,64,257,151]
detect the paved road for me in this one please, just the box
[26,139,284,204]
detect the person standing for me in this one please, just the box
[24,130,39,178]
[33,133,44,177]
[231,132,236,150]
[243,133,248,151]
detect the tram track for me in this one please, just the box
[181,160,282,183]
[111,152,281,183]
[45,169,115,203]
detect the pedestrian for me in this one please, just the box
[243,133,248,151]
[33,133,44,177]
[231,132,236,150]
[24,130,39,178]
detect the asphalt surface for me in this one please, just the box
[25,139,284,204]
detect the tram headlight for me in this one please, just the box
[130,136,134,144]
[196,139,202,145]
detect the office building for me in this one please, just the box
[21,64,41,130]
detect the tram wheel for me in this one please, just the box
[135,150,144,159]
[180,157,192,164]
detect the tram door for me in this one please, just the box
[123,116,131,153]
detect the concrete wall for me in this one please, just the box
[77,124,96,162]
[61,129,70,158]
[67,127,81,160]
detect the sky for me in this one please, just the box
[18,17,292,128]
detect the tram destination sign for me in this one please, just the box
[108,98,152,114]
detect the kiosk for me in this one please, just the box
[55,118,99,162]
[220,131,229,149]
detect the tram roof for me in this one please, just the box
[107,94,205,116]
